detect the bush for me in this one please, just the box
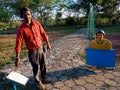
[78,17,87,26]
[65,17,75,26]
[0,20,21,30]
[96,17,109,27]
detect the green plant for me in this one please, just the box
[100,23,120,34]
[77,51,86,63]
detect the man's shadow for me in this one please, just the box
[28,65,96,84]
[47,65,96,82]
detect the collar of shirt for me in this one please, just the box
[23,19,34,27]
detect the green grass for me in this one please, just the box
[98,23,120,34]
[77,51,86,63]
[46,25,83,34]
[0,37,27,69]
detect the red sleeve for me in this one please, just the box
[15,27,24,54]
[38,22,49,41]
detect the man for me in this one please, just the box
[89,30,112,50]
[15,7,51,90]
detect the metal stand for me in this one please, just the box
[12,81,17,90]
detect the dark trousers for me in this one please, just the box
[28,47,46,82]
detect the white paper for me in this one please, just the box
[6,71,29,85]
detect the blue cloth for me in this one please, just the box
[86,48,116,67]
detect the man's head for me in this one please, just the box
[20,7,32,23]
[95,30,105,41]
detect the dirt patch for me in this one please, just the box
[47,33,65,41]
[106,34,120,64]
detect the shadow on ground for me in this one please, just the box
[46,66,96,82]
[0,65,96,90]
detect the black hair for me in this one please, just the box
[20,7,31,18]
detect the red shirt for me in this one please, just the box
[15,19,48,53]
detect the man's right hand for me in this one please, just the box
[15,57,21,68]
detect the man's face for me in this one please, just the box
[96,33,104,41]
[22,10,32,23]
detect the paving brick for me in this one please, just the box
[105,79,117,86]
[54,82,64,88]
[71,86,85,90]
[85,76,96,83]
[95,74,105,81]
[85,83,96,90]
[74,78,86,86]
[60,86,71,90]
[64,79,75,87]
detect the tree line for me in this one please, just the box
[0,0,120,30]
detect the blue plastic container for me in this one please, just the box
[86,48,116,67]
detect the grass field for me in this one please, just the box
[99,24,120,34]
[0,35,27,69]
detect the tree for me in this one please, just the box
[11,0,33,15]
[66,0,119,25]
[0,0,13,24]
[11,0,56,25]
[55,12,62,25]
[0,8,11,23]
[100,0,118,22]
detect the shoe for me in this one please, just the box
[36,81,45,90]
[41,76,51,83]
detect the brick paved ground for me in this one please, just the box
[1,28,120,90]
